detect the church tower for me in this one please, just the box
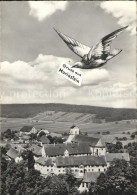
[70,125,80,135]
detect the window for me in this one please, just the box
[47,169,49,171]
[59,170,60,172]
[86,183,88,188]
[88,169,90,172]
[80,170,83,173]
[98,169,100,172]
[82,183,84,187]
[104,169,106,172]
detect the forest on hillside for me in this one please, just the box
[1,104,136,122]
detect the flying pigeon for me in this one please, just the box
[54,26,128,69]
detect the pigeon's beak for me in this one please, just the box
[71,65,77,68]
[71,65,75,68]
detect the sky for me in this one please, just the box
[1,1,136,108]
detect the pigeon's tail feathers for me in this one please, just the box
[107,49,122,60]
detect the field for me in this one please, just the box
[1,115,136,137]
[1,103,137,122]
[7,111,97,124]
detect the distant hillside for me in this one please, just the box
[1,104,136,122]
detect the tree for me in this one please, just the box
[106,141,123,153]
[130,131,137,140]
[21,150,35,170]
[3,129,17,140]
[43,175,68,195]
[47,135,63,144]
[89,159,137,195]
[124,142,137,157]
[37,131,46,140]
[29,133,37,141]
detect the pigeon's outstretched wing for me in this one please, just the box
[87,26,128,60]
[54,28,91,58]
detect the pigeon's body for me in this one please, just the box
[54,26,127,69]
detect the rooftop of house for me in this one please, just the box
[82,172,100,183]
[29,144,42,156]
[36,157,54,166]
[44,143,91,156]
[39,135,50,144]
[10,144,26,152]
[20,126,33,132]
[71,135,101,146]
[6,148,19,159]
[38,130,49,134]
[56,156,107,167]
[106,153,130,162]
[101,135,117,145]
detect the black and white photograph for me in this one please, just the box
[1,1,137,195]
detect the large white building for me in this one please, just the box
[42,141,106,158]
[34,155,107,177]
[31,125,130,193]
[34,153,130,192]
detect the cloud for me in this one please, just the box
[80,81,136,108]
[0,54,135,108]
[0,54,109,104]
[29,54,109,87]
[100,1,136,35]
[28,1,68,21]
[82,69,109,86]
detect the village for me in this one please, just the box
[2,124,131,193]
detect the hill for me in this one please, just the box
[1,103,136,122]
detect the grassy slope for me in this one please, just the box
[1,103,137,122]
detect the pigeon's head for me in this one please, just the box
[72,62,83,69]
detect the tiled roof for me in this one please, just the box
[72,135,99,146]
[39,135,50,144]
[44,143,91,157]
[83,172,100,183]
[20,126,33,132]
[36,157,53,166]
[29,144,42,156]
[106,153,130,162]
[101,135,117,144]
[6,148,19,159]
[10,144,26,152]
[56,156,107,167]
